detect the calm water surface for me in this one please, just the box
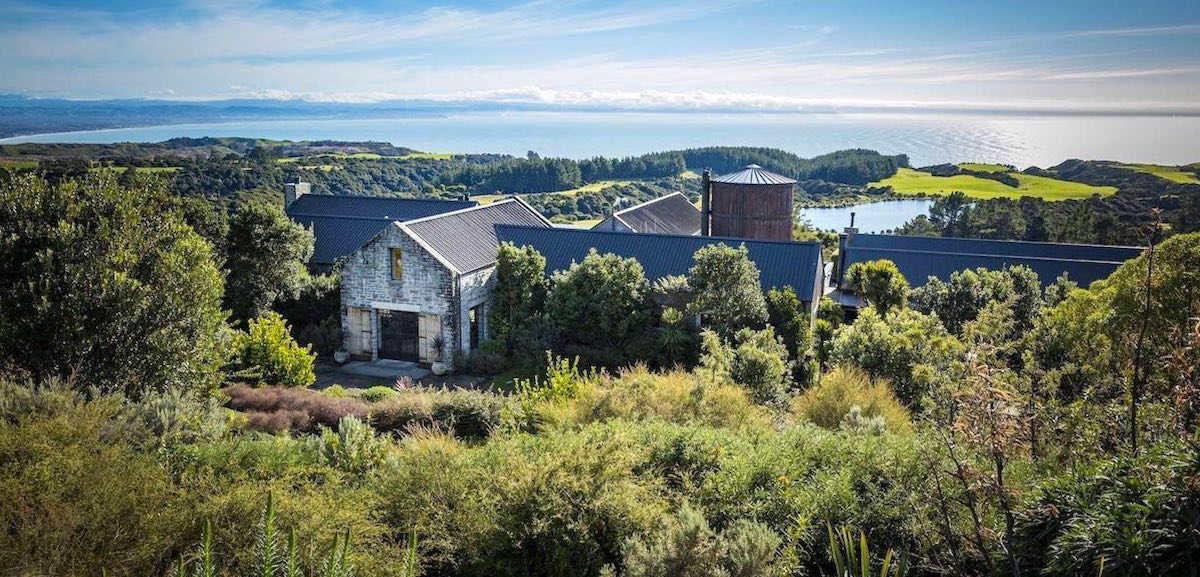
[799,199,934,233]
[4,111,1199,168]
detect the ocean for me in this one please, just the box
[3,111,1199,168]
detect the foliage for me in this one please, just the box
[316,415,388,479]
[687,243,768,338]
[0,172,227,397]
[827,523,907,577]
[793,367,912,434]
[767,286,817,389]
[845,259,910,315]
[656,307,698,368]
[360,386,395,403]
[910,265,1043,334]
[817,296,846,328]
[1014,441,1200,577]
[830,307,964,408]
[728,327,793,408]
[489,242,547,355]
[545,250,653,367]
[623,504,783,577]
[224,201,315,324]
[232,312,317,388]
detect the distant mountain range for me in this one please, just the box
[4,94,1198,141]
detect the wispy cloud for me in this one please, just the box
[1043,66,1200,80]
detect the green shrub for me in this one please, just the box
[370,387,509,440]
[360,386,396,403]
[232,312,317,388]
[623,504,783,577]
[315,415,388,479]
[793,367,912,435]
[323,384,351,398]
[728,327,792,407]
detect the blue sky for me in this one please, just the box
[2,0,1199,112]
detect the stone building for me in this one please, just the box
[338,198,551,367]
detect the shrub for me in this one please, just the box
[315,415,388,479]
[793,367,912,435]
[766,286,817,389]
[223,384,367,433]
[371,387,509,440]
[565,365,770,430]
[830,307,965,408]
[728,327,792,407]
[545,250,654,367]
[360,386,396,403]
[623,504,783,577]
[232,312,317,388]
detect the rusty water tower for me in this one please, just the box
[700,164,796,241]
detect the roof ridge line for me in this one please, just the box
[494,223,821,249]
[853,232,1144,251]
[611,191,689,216]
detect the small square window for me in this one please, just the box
[390,248,403,280]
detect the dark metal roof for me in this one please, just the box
[496,225,823,297]
[291,215,391,266]
[287,194,475,221]
[606,192,700,235]
[403,199,551,273]
[286,194,476,266]
[839,233,1144,289]
[710,164,797,185]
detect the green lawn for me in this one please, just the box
[874,167,1116,201]
[957,162,1011,173]
[473,180,636,205]
[1116,163,1200,185]
[89,166,180,174]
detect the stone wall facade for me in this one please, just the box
[340,224,456,366]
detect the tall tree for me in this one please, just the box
[544,249,653,367]
[224,201,315,325]
[0,173,227,396]
[489,242,547,352]
[929,191,971,237]
[766,286,817,388]
[687,243,768,338]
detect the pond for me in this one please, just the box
[798,199,933,234]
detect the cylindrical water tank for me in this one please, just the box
[707,164,796,241]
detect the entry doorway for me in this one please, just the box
[378,310,420,361]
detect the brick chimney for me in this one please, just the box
[283,178,310,208]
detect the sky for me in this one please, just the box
[2,0,1199,113]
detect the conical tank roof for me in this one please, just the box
[710,164,797,185]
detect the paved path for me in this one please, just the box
[314,359,487,390]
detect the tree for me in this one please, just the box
[831,307,965,408]
[910,266,1043,335]
[489,243,547,352]
[929,191,971,236]
[844,259,910,315]
[224,201,315,325]
[544,249,653,367]
[766,286,816,388]
[687,243,768,338]
[895,214,941,237]
[0,173,227,396]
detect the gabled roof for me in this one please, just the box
[402,198,552,274]
[287,194,476,266]
[600,192,701,235]
[838,233,1144,289]
[496,225,823,298]
[710,164,797,185]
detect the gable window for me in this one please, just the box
[390,248,403,280]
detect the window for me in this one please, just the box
[469,305,481,350]
[390,248,403,279]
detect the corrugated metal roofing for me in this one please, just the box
[606,192,701,235]
[286,194,476,266]
[839,233,1144,289]
[403,199,551,273]
[710,164,798,185]
[496,225,823,297]
[847,234,1144,263]
[287,194,475,221]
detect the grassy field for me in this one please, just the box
[958,162,1011,173]
[89,166,180,174]
[1116,163,1200,185]
[276,151,453,164]
[874,167,1116,201]
[0,160,39,170]
[473,180,637,205]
